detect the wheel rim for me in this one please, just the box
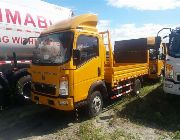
[22,81,31,98]
[17,76,31,99]
[92,96,102,113]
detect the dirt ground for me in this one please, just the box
[0,83,180,140]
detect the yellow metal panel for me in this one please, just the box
[42,14,98,34]
[105,63,149,86]
[29,62,74,97]
[73,57,102,102]
[31,93,74,111]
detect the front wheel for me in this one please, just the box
[88,91,103,117]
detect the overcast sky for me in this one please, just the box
[43,0,180,41]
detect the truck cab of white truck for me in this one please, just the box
[163,28,180,95]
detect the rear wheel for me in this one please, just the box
[88,91,103,117]
[133,79,142,95]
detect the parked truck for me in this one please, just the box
[27,14,162,117]
[0,0,73,105]
[162,27,180,95]
[148,38,166,79]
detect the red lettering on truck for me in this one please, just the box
[28,38,34,44]
[0,8,56,29]
[24,13,36,27]
[5,9,21,25]
[2,36,9,43]
[38,16,47,28]
[12,37,20,44]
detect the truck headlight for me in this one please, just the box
[166,65,174,79]
[59,76,69,96]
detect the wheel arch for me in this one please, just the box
[88,80,108,100]
[12,68,30,84]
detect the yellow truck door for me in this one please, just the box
[73,33,102,103]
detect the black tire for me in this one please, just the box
[15,75,31,104]
[133,79,142,95]
[88,91,103,117]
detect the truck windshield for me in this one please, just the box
[168,36,180,58]
[32,31,74,65]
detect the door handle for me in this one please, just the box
[98,67,101,76]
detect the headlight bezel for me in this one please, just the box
[59,76,69,96]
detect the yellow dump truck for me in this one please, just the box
[28,14,161,117]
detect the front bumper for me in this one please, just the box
[31,92,74,111]
[163,79,180,95]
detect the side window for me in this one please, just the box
[76,35,99,65]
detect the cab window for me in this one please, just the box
[76,35,99,65]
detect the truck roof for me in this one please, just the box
[42,14,98,34]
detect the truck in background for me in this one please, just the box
[27,14,162,117]
[162,28,180,95]
[148,37,166,80]
[0,0,73,105]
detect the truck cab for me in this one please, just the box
[148,37,166,79]
[163,28,180,95]
[29,14,106,114]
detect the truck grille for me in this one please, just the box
[33,83,56,95]
[177,75,180,82]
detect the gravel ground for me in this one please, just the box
[0,83,179,140]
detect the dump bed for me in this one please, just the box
[104,38,154,85]
[104,63,149,84]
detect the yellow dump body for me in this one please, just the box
[105,63,149,86]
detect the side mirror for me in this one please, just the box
[23,38,29,45]
[73,49,81,65]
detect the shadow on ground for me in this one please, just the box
[116,84,180,132]
[0,103,88,140]
[0,82,179,139]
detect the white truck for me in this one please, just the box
[0,0,73,105]
[162,28,180,95]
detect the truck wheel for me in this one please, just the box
[16,75,31,99]
[133,79,141,95]
[88,91,103,117]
